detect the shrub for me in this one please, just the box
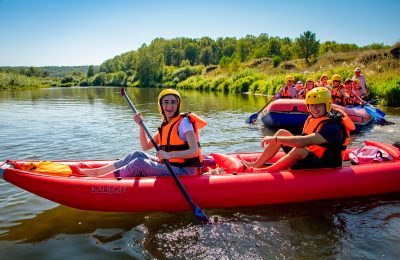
[230,76,255,93]
[272,56,282,68]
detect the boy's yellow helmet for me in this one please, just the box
[285,75,295,82]
[331,74,342,82]
[306,78,315,84]
[305,87,332,112]
[157,89,181,113]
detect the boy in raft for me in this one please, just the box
[77,89,207,177]
[343,78,366,106]
[297,78,316,99]
[316,74,329,88]
[243,87,355,172]
[352,67,368,99]
[273,75,298,100]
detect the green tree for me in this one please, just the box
[200,47,213,66]
[184,42,199,65]
[137,45,164,87]
[236,38,252,62]
[87,65,94,77]
[296,31,320,63]
[268,38,281,57]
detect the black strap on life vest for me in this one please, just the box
[158,113,202,167]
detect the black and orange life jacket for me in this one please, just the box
[344,87,356,106]
[302,107,355,166]
[156,112,206,167]
[330,85,345,105]
[281,85,293,99]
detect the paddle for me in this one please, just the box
[120,87,210,224]
[245,95,275,124]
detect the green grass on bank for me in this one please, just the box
[174,50,400,106]
[0,71,58,89]
[2,48,400,106]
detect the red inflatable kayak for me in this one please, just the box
[1,141,400,212]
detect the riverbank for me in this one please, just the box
[175,49,400,106]
[2,47,400,106]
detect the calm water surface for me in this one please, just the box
[1,87,399,259]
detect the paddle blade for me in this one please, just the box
[365,104,385,117]
[245,113,259,124]
[364,104,385,122]
[190,201,210,224]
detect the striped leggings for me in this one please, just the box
[113,151,196,177]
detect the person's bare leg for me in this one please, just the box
[250,129,293,168]
[263,147,309,172]
[77,163,116,177]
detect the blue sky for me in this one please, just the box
[0,0,399,66]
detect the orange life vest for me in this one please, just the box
[302,108,355,163]
[353,86,363,98]
[330,86,345,105]
[156,112,206,167]
[344,87,355,106]
[281,85,293,99]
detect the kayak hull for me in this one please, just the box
[2,141,400,213]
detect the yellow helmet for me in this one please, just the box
[305,87,332,112]
[331,74,342,82]
[353,78,360,85]
[306,78,315,84]
[157,89,181,113]
[285,75,295,82]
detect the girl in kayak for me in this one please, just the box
[77,89,206,177]
[243,87,355,172]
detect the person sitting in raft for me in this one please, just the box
[326,79,333,87]
[316,74,329,88]
[295,80,304,94]
[77,89,207,177]
[273,75,298,100]
[329,74,351,106]
[352,78,368,100]
[242,87,355,172]
[297,78,316,99]
[343,78,366,106]
[352,67,368,99]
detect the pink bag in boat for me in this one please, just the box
[349,145,394,165]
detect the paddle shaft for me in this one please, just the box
[120,87,209,223]
[257,97,274,114]
[246,92,277,124]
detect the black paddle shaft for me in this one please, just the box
[120,87,210,223]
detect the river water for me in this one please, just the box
[0,87,399,259]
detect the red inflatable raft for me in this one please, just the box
[1,141,400,212]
